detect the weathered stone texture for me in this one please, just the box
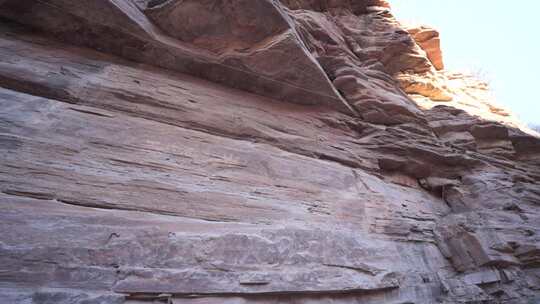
[0,1,539,303]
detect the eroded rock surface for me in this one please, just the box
[0,1,539,304]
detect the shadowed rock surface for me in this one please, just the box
[0,1,539,303]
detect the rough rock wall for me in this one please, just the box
[0,1,539,304]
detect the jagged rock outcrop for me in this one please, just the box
[407,25,444,71]
[0,1,539,304]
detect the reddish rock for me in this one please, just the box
[407,25,445,70]
[0,1,539,304]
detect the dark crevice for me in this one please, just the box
[123,285,399,300]
[68,107,115,118]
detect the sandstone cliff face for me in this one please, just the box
[0,1,539,304]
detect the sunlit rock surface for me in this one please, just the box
[0,1,539,303]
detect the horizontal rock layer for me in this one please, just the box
[0,1,539,304]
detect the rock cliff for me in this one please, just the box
[0,1,539,303]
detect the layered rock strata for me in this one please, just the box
[0,1,539,303]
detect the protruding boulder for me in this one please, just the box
[407,25,445,70]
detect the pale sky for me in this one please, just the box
[391,1,539,125]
